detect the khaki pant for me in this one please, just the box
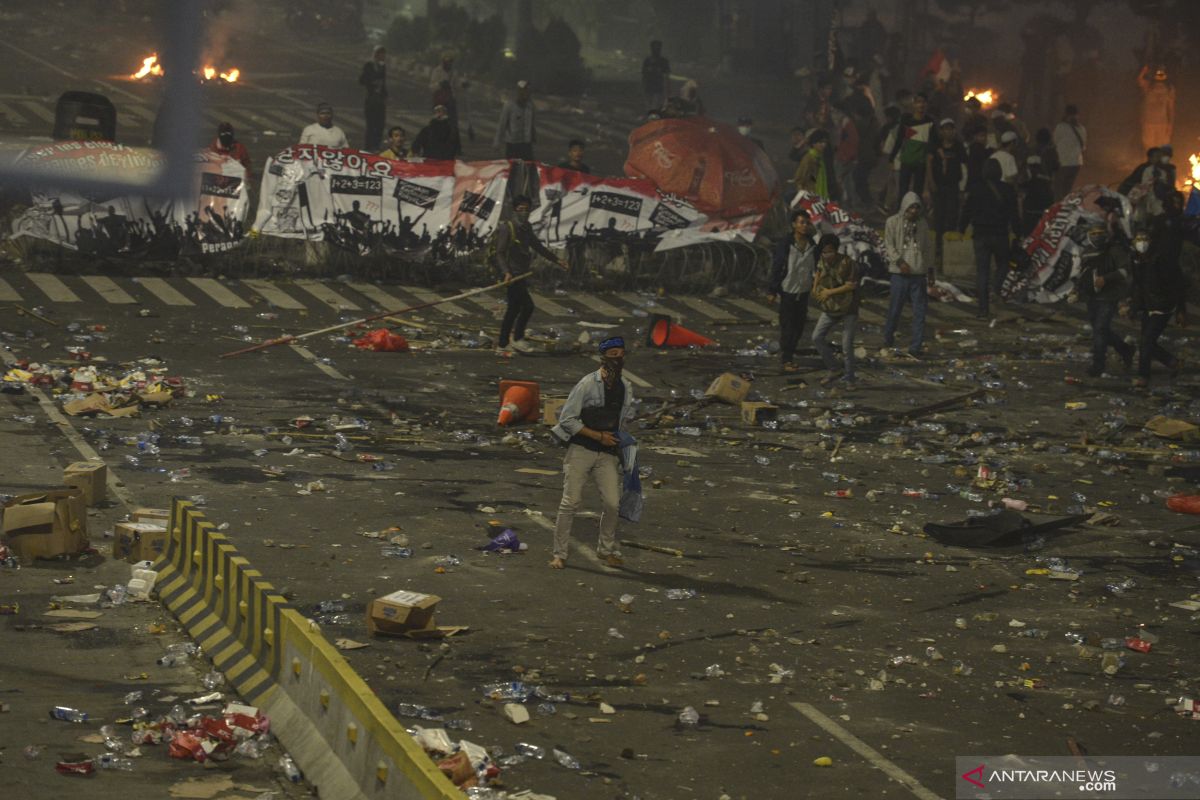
[552,444,621,561]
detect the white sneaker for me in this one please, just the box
[511,339,535,353]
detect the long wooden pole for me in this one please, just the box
[218,271,531,359]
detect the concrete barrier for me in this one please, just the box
[153,498,459,800]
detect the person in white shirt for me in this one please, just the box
[989,131,1019,184]
[1052,104,1086,199]
[299,103,348,149]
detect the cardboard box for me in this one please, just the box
[543,397,567,426]
[132,507,170,526]
[741,401,778,426]
[705,373,751,405]
[1,489,89,560]
[367,589,440,637]
[63,461,107,507]
[113,521,168,563]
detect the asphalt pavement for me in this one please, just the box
[2,265,1199,799]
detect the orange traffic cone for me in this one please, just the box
[497,379,540,426]
[646,314,715,349]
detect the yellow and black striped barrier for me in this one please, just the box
[154,498,459,800]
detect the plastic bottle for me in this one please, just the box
[552,747,581,770]
[50,706,88,723]
[93,754,134,771]
[677,706,700,727]
[514,742,545,759]
[823,489,853,498]
[278,754,302,782]
[665,589,697,600]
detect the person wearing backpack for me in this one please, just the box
[492,195,568,353]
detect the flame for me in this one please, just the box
[131,54,163,79]
[219,68,240,83]
[1186,153,1200,190]
[202,66,216,80]
[963,88,997,108]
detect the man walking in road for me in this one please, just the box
[1053,104,1086,200]
[768,208,817,372]
[359,46,388,152]
[960,159,1019,318]
[811,234,861,385]
[549,337,635,569]
[300,103,348,149]
[494,80,537,161]
[493,195,568,353]
[1129,228,1188,388]
[1077,225,1134,377]
[882,192,932,356]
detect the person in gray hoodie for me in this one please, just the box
[882,192,933,356]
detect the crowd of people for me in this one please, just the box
[196,31,1192,392]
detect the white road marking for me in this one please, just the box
[572,293,627,319]
[789,703,944,800]
[136,277,194,306]
[0,348,136,509]
[28,273,81,302]
[294,279,361,312]
[400,285,469,316]
[289,344,349,381]
[122,104,157,123]
[529,290,571,317]
[81,275,136,304]
[0,277,21,301]
[0,100,29,123]
[590,355,652,389]
[18,100,54,123]
[243,279,306,310]
[672,295,736,321]
[616,292,687,323]
[345,281,407,311]
[522,512,609,570]
[724,297,776,321]
[186,277,250,308]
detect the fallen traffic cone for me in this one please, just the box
[497,379,540,426]
[646,314,715,349]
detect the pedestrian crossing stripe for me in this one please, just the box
[187,277,251,308]
[136,277,194,306]
[27,273,80,302]
[0,277,20,301]
[0,272,842,326]
[571,293,626,319]
[528,290,571,317]
[400,285,469,316]
[293,279,361,311]
[81,275,136,304]
[242,279,305,310]
[17,100,54,124]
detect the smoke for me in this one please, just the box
[202,0,261,67]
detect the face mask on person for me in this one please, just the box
[514,209,530,223]
[1133,239,1150,254]
[738,125,751,136]
[601,354,624,385]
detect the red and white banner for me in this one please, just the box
[10,142,249,256]
[530,164,764,252]
[254,146,509,255]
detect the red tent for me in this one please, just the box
[624,116,779,218]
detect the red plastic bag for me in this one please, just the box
[1166,494,1200,515]
[352,329,409,352]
